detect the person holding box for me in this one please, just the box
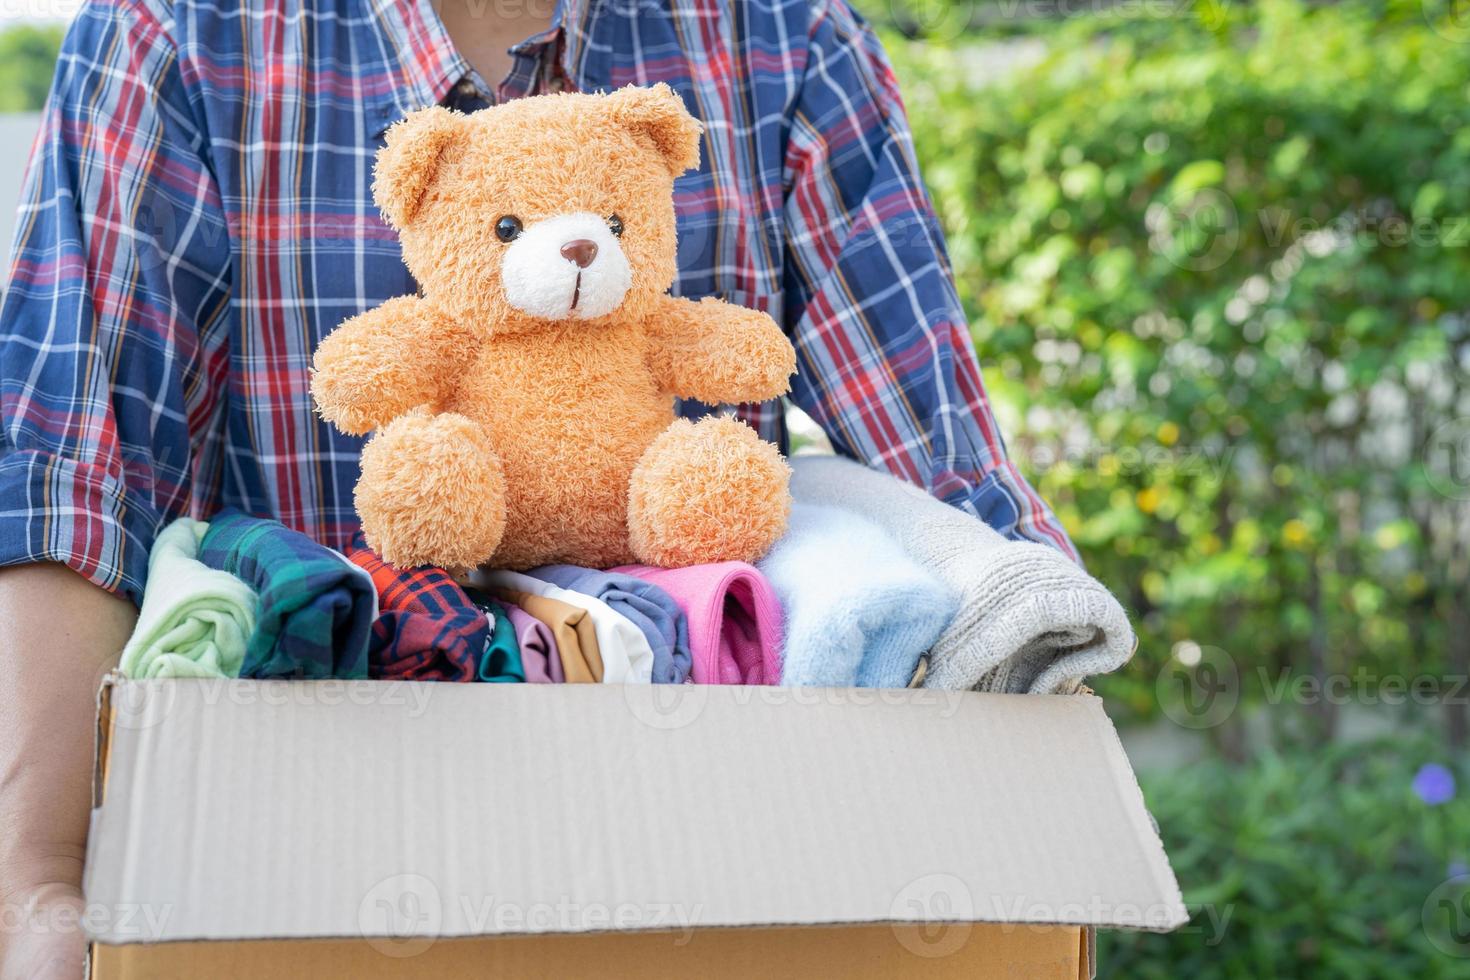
[0,2,1073,976]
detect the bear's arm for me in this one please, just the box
[644,295,796,405]
[310,295,475,436]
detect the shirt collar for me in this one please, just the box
[368,0,589,134]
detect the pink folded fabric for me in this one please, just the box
[504,602,564,684]
[612,562,783,685]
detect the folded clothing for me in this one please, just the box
[471,569,655,684]
[345,531,485,682]
[530,565,691,684]
[482,585,601,683]
[198,508,372,679]
[613,562,782,685]
[478,599,526,683]
[120,517,257,679]
[758,503,959,688]
[501,601,564,683]
[789,456,1136,693]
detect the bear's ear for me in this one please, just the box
[373,106,468,229]
[605,83,702,177]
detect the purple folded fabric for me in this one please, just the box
[504,602,564,684]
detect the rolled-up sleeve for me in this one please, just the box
[781,0,1077,560]
[0,1,233,605]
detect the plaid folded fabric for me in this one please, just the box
[197,509,372,679]
[345,531,486,682]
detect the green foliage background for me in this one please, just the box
[875,0,1470,737]
[863,0,1470,973]
[1104,741,1469,977]
[0,24,63,113]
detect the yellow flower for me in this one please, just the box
[1136,487,1162,514]
[1157,421,1180,447]
[1282,519,1310,548]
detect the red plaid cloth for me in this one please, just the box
[345,531,486,682]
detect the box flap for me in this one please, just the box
[84,681,1185,944]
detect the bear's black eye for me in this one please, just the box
[495,215,523,242]
[607,214,624,238]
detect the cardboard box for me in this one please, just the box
[84,676,1185,977]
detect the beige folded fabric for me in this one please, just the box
[493,587,604,684]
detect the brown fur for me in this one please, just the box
[311,85,795,570]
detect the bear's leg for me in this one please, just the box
[356,408,506,570]
[627,416,790,567]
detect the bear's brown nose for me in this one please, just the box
[560,239,598,269]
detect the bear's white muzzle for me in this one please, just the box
[500,212,632,321]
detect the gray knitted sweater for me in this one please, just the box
[789,456,1136,693]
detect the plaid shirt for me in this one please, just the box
[197,508,373,678]
[0,0,1075,607]
[344,530,487,683]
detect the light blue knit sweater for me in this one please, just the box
[758,503,959,688]
[789,456,1137,693]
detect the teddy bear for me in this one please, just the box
[310,84,796,572]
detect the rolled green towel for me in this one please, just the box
[120,517,258,679]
